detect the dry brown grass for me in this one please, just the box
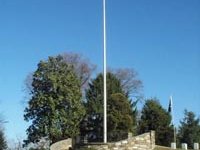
[154,145,180,150]
[154,145,172,150]
[155,145,194,150]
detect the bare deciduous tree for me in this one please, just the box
[61,52,96,88]
[112,68,143,99]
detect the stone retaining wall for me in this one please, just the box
[50,139,72,150]
[50,131,155,150]
[80,131,155,150]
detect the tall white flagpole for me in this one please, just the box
[103,0,107,143]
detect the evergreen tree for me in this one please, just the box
[81,73,134,142]
[86,73,124,115]
[138,99,173,146]
[0,129,7,150]
[24,55,85,145]
[25,53,95,96]
[177,110,200,149]
[107,93,133,141]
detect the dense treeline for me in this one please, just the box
[1,52,197,149]
[23,53,142,149]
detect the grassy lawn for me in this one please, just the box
[154,145,182,150]
[154,146,173,150]
[155,145,194,150]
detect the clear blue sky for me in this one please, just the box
[0,0,199,142]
